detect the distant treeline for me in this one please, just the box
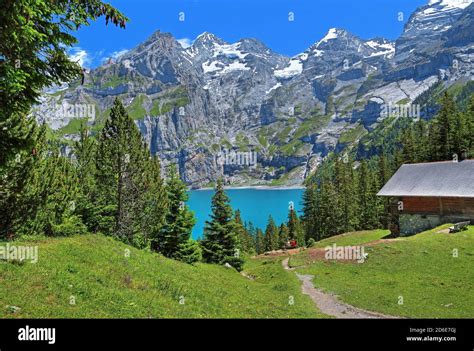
[299,92,474,242]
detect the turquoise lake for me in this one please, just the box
[187,188,304,239]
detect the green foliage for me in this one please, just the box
[278,223,289,249]
[235,211,255,254]
[95,98,166,246]
[201,179,244,271]
[174,240,202,265]
[153,165,196,262]
[255,228,265,255]
[0,0,127,167]
[52,216,88,237]
[263,216,279,252]
[287,207,304,246]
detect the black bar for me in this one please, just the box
[0,319,472,350]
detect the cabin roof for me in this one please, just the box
[377,160,474,198]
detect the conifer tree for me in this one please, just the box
[433,92,457,160]
[288,206,305,246]
[263,215,278,252]
[235,211,255,254]
[95,98,155,244]
[278,223,289,249]
[315,178,338,239]
[201,179,244,271]
[333,157,355,233]
[255,228,265,255]
[136,154,167,248]
[153,165,197,261]
[14,133,84,236]
[301,182,318,241]
[73,123,98,231]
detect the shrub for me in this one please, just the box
[175,240,202,265]
[52,216,88,237]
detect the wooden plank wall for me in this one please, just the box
[401,197,474,216]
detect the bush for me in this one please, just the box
[306,238,316,247]
[175,240,202,265]
[52,216,88,237]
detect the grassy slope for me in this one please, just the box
[290,230,390,267]
[311,229,390,248]
[292,225,474,318]
[0,234,325,318]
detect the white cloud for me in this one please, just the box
[111,49,129,59]
[99,49,129,65]
[69,47,91,68]
[177,38,193,48]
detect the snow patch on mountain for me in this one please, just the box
[212,42,248,60]
[221,61,250,74]
[365,40,395,58]
[266,82,282,94]
[316,28,339,47]
[202,60,222,73]
[274,59,303,78]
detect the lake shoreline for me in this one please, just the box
[191,185,305,191]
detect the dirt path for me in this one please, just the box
[281,258,400,319]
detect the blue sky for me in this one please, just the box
[72,0,428,68]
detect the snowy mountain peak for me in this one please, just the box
[194,32,227,48]
[428,0,473,9]
[315,28,344,48]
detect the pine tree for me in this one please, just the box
[377,154,391,227]
[357,160,371,228]
[263,215,278,252]
[95,98,155,244]
[278,223,289,249]
[287,207,304,246]
[413,119,427,162]
[333,157,355,233]
[201,179,244,271]
[235,210,255,254]
[301,182,318,242]
[73,123,98,231]
[255,228,265,255]
[401,127,416,163]
[433,92,457,160]
[316,178,338,238]
[466,95,474,156]
[0,123,38,238]
[137,154,167,248]
[153,165,197,262]
[13,134,85,237]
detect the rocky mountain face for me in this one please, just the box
[35,0,474,188]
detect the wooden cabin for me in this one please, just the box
[377,160,474,235]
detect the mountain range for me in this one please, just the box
[35,0,474,188]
